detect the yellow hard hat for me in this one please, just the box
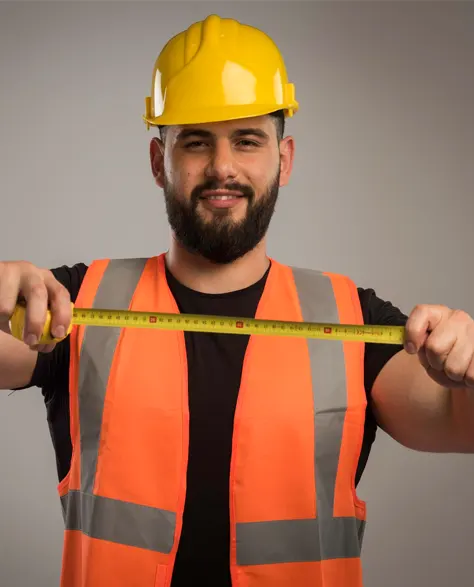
[143,14,299,129]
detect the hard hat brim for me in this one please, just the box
[143,102,298,128]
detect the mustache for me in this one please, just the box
[191,179,255,202]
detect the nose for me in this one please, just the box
[204,139,238,183]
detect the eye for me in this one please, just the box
[184,141,208,150]
[236,139,261,148]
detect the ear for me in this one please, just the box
[278,136,295,187]
[150,137,165,188]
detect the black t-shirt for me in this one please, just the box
[26,262,408,586]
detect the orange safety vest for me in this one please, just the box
[58,253,367,587]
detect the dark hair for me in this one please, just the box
[157,109,286,143]
[269,109,285,141]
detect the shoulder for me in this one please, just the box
[50,263,89,302]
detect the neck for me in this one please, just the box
[165,236,270,294]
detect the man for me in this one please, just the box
[1,13,474,587]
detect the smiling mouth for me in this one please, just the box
[203,195,243,201]
[199,190,244,200]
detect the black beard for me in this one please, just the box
[163,172,280,264]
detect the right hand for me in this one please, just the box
[0,261,72,353]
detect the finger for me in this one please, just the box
[423,321,458,372]
[417,347,430,371]
[440,336,473,382]
[34,342,58,354]
[465,354,474,389]
[43,271,72,339]
[19,272,49,347]
[0,263,21,325]
[404,304,446,354]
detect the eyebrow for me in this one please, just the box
[176,127,270,142]
[232,128,270,140]
[176,129,213,141]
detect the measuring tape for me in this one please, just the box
[10,303,406,346]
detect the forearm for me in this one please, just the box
[448,386,474,453]
[372,350,474,453]
[0,329,37,390]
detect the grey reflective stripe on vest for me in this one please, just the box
[236,266,365,566]
[61,258,176,553]
[61,490,175,552]
[236,517,365,565]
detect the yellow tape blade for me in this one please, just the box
[72,308,405,344]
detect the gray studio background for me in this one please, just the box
[1,1,473,586]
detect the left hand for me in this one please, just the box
[404,304,474,389]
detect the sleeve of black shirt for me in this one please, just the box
[25,263,88,395]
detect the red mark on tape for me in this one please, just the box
[149,316,157,323]
[236,321,244,328]
[324,327,332,334]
